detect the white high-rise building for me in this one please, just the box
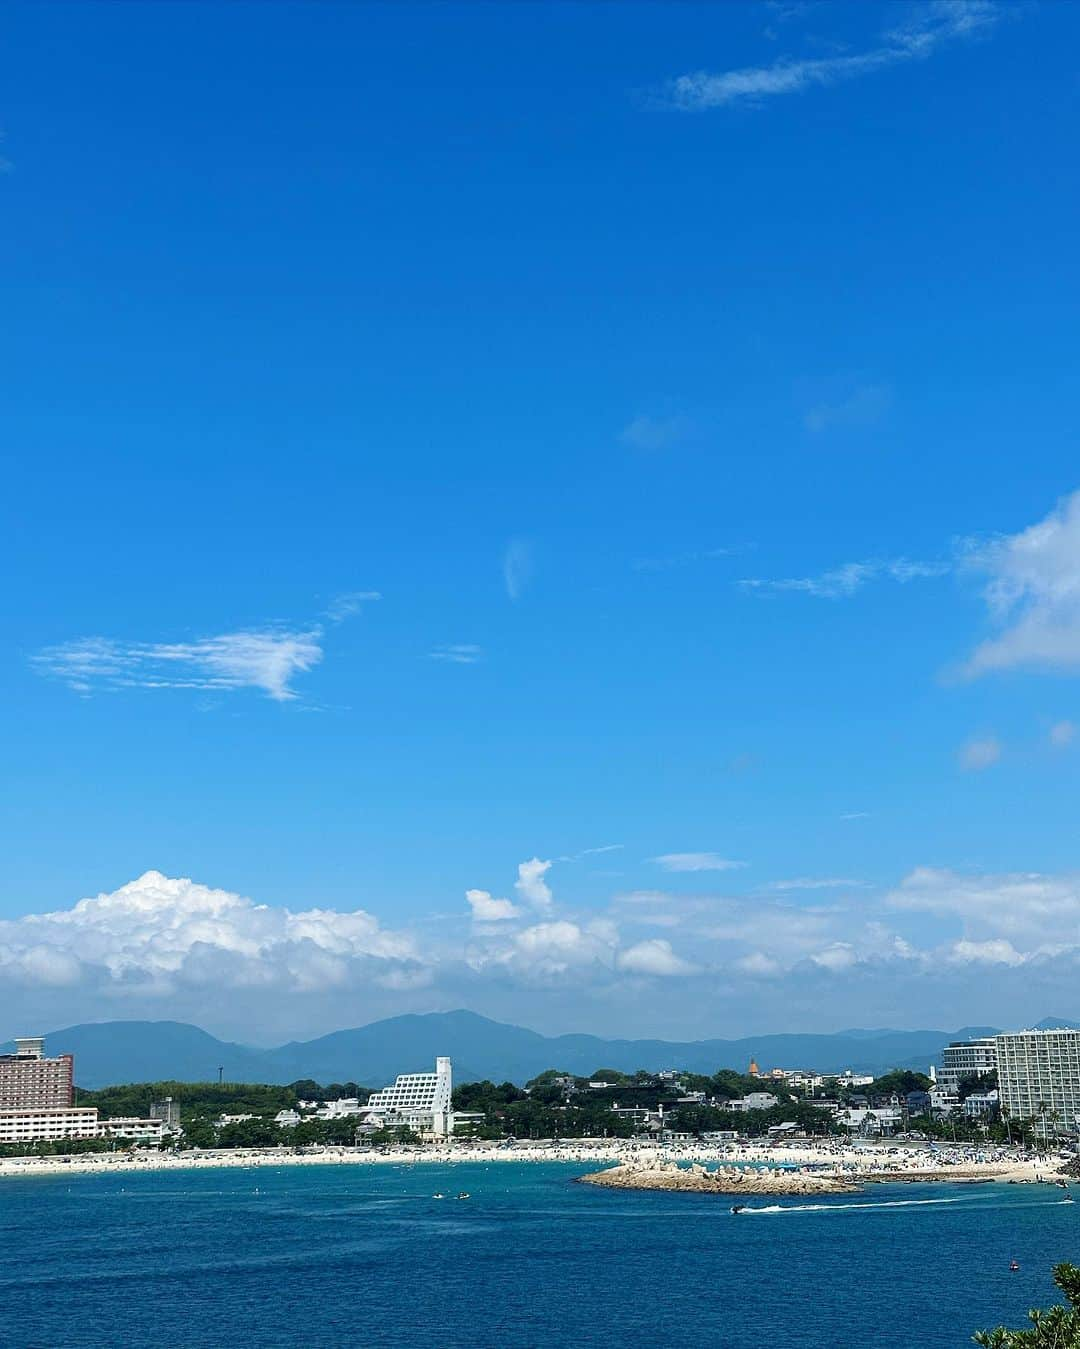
[937,1038,998,1093]
[364,1057,453,1137]
[995,1029,1080,1139]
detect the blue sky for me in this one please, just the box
[3,0,1080,1044]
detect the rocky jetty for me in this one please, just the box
[579,1160,856,1196]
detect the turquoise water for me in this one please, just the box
[1,1162,1077,1347]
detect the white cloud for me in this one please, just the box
[740,556,948,599]
[465,888,519,922]
[616,939,700,977]
[887,866,1080,948]
[958,735,1001,771]
[1050,720,1076,748]
[633,547,733,574]
[962,489,1080,677]
[809,943,858,972]
[804,383,892,433]
[946,938,1027,967]
[0,871,423,994]
[503,539,533,601]
[468,918,619,982]
[736,951,783,978]
[429,644,483,664]
[768,877,864,891]
[651,852,746,873]
[32,630,327,702]
[323,591,382,624]
[619,415,691,452]
[515,857,554,909]
[664,1,1002,111]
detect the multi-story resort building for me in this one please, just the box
[0,1037,75,1109]
[363,1056,453,1137]
[936,1037,998,1094]
[0,1035,100,1143]
[995,1028,1080,1139]
[0,1106,100,1144]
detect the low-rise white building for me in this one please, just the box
[727,1092,780,1113]
[100,1117,166,1143]
[316,1098,365,1119]
[0,1107,99,1143]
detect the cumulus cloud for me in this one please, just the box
[651,852,746,873]
[465,888,519,922]
[962,489,1080,677]
[616,939,700,977]
[0,871,423,994]
[736,951,783,978]
[515,858,554,909]
[467,918,620,983]
[663,1,1002,111]
[958,735,1001,771]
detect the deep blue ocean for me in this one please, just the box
[2,1161,1077,1347]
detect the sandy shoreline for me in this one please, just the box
[0,1138,1065,1187]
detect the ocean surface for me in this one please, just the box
[1,1161,1077,1347]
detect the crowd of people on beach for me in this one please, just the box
[0,1132,1068,1184]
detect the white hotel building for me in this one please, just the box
[936,1038,998,1094]
[363,1057,453,1137]
[995,1029,1080,1139]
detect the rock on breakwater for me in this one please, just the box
[578,1160,856,1196]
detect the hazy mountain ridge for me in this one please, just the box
[5,1009,1062,1089]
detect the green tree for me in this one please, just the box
[973,1263,1080,1347]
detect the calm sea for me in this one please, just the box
[2,1161,1077,1347]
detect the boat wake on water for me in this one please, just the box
[736,1197,972,1215]
[736,1194,1078,1216]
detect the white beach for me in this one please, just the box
[0,1137,1063,1185]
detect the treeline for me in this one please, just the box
[78,1079,371,1122]
[450,1067,847,1140]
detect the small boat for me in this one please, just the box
[432,1192,445,1199]
[456,1191,470,1200]
[1009,1261,1020,1272]
[731,1205,745,1215]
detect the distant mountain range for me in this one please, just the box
[5,1010,1077,1090]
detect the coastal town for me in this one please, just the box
[2,1027,1078,1192]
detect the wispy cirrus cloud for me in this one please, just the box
[429,643,483,665]
[958,735,1001,771]
[651,852,746,873]
[619,415,692,452]
[663,1,1003,111]
[31,593,379,703]
[804,382,892,433]
[323,590,382,624]
[503,539,533,601]
[633,546,734,574]
[33,630,324,702]
[767,877,865,891]
[740,556,948,599]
